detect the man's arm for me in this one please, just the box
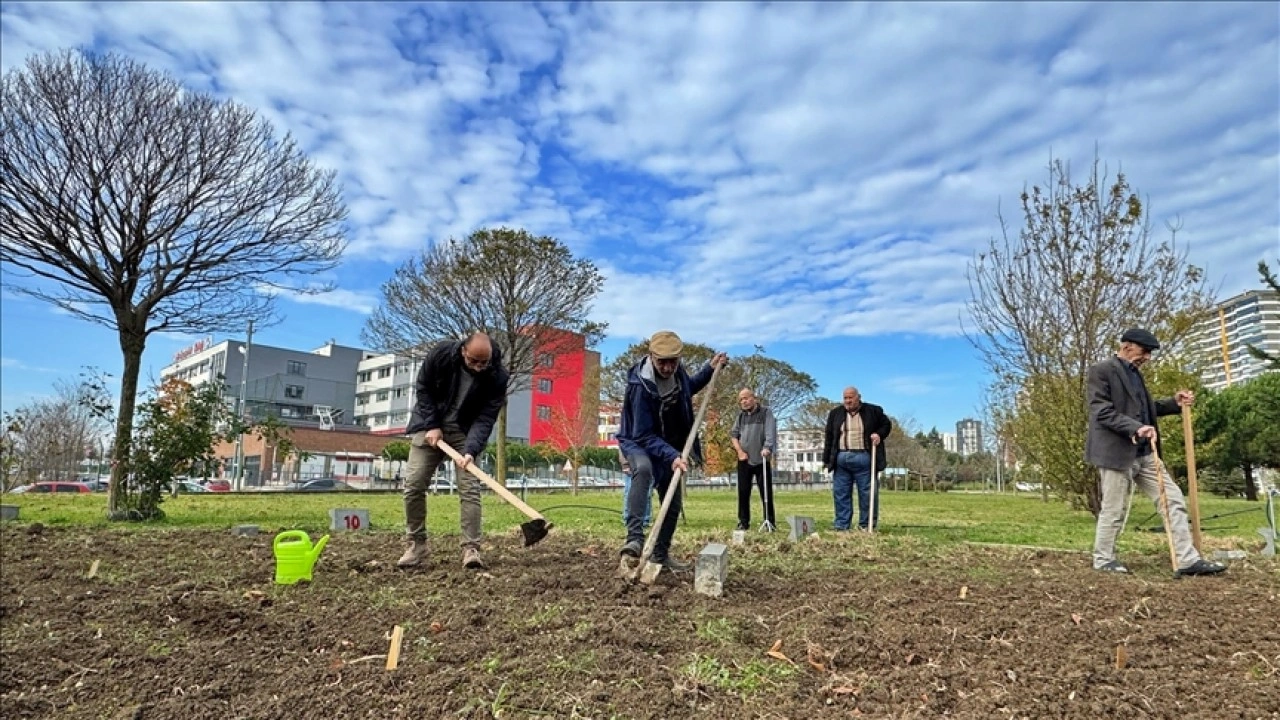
[688,361,715,395]
[730,411,746,457]
[412,351,444,432]
[1154,397,1181,417]
[764,408,777,456]
[1087,363,1143,438]
[821,408,836,470]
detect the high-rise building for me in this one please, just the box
[956,418,983,457]
[1192,289,1280,391]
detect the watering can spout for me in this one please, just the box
[309,533,331,564]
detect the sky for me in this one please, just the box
[1,1,1277,436]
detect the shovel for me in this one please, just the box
[437,440,553,547]
[627,363,724,584]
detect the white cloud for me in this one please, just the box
[1,0,1275,350]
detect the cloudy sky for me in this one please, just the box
[1,1,1277,436]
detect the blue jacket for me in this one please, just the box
[616,357,715,466]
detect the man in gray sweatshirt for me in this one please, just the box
[730,388,778,531]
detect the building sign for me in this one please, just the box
[173,336,214,363]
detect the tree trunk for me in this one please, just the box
[108,323,146,515]
[495,405,507,486]
[1243,462,1258,502]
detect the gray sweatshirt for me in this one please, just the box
[731,404,777,466]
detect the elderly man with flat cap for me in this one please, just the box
[1085,328,1225,576]
[616,330,728,572]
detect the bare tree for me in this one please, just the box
[964,151,1213,514]
[361,226,606,483]
[2,372,113,487]
[0,50,347,515]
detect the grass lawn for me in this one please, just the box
[2,487,1269,558]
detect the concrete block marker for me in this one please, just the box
[1258,528,1275,558]
[0,505,18,522]
[694,543,729,598]
[787,516,815,542]
[330,508,371,533]
[731,530,746,546]
[231,525,259,537]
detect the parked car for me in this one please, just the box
[172,481,211,494]
[287,477,360,492]
[203,479,232,492]
[10,481,92,494]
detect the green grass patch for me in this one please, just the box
[0,488,1267,554]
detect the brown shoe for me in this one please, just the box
[462,547,486,569]
[397,539,427,568]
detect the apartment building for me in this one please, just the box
[956,418,983,457]
[161,337,366,425]
[597,404,621,447]
[941,432,958,454]
[1193,289,1280,391]
[776,428,825,473]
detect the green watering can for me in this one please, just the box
[273,530,330,585]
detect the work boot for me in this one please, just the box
[462,547,486,569]
[1175,559,1226,577]
[619,540,642,558]
[397,539,427,568]
[652,555,692,573]
[736,522,750,531]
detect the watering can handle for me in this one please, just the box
[274,530,310,549]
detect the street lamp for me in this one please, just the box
[232,319,254,491]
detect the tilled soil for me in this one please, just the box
[1,524,1277,719]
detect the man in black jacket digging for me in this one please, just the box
[821,387,892,531]
[398,332,508,570]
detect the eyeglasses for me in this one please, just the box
[462,351,490,370]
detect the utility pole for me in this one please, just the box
[232,319,254,491]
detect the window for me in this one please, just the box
[377,367,392,379]
[538,378,553,393]
[284,385,305,399]
[393,387,408,398]
[396,362,413,375]
[356,395,368,406]
[376,390,389,402]
[536,405,551,420]
[391,411,409,424]
[538,353,554,368]
[357,371,372,383]
[287,360,307,376]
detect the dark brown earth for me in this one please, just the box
[1,525,1277,719]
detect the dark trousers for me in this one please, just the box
[624,452,680,560]
[736,460,775,526]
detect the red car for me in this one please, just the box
[204,479,232,493]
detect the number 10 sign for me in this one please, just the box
[329,508,371,533]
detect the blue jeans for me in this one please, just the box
[833,450,876,530]
[623,453,680,560]
[622,472,652,527]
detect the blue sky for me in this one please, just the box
[1,1,1277,436]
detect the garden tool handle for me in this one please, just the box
[436,439,546,522]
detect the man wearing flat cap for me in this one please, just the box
[1085,328,1225,576]
[616,330,728,572]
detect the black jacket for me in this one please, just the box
[822,403,892,472]
[1084,356,1179,470]
[405,339,509,457]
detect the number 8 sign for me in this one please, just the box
[329,508,371,533]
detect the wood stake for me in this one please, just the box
[87,560,100,579]
[1114,645,1127,670]
[1181,405,1203,553]
[385,625,404,671]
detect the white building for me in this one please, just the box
[956,418,983,457]
[160,337,366,427]
[1192,290,1280,391]
[353,353,419,435]
[776,428,825,473]
[941,432,958,454]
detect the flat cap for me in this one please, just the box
[648,330,683,360]
[1120,328,1160,351]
